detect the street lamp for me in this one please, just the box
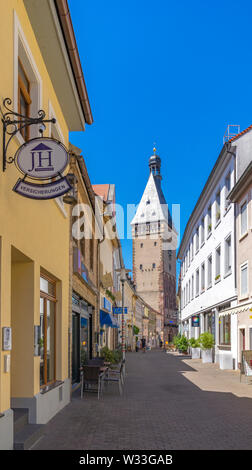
[116,267,131,361]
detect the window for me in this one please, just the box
[154,242,157,247]
[201,217,205,245]
[196,227,199,252]
[140,264,143,270]
[201,263,205,291]
[141,243,143,248]
[152,263,156,269]
[135,224,138,236]
[168,250,172,260]
[196,269,199,296]
[18,59,31,141]
[207,204,212,234]
[225,173,231,209]
[207,255,212,288]
[219,314,231,345]
[40,275,56,388]
[240,201,248,237]
[191,274,194,299]
[240,262,248,298]
[90,236,94,271]
[215,245,221,281]
[216,190,221,224]
[224,235,231,275]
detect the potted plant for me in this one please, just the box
[208,223,212,233]
[199,332,214,363]
[177,335,189,354]
[189,337,201,359]
[173,334,181,351]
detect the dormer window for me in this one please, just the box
[146,199,150,205]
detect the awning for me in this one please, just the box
[100,310,119,328]
[219,302,252,317]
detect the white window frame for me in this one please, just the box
[239,196,248,239]
[207,254,212,288]
[201,262,205,292]
[13,11,42,144]
[240,261,249,300]
[215,244,221,282]
[224,233,232,276]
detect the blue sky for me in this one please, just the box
[69,0,252,274]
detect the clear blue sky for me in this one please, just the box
[69,0,252,274]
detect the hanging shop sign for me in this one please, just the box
[12,137,70,200]
[191,315,200,327]
[1,98,72,200]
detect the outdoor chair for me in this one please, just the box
[81,365,104,399]
[109,358,126,384]
[102,361,124,395]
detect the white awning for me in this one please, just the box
[219,302,252,317]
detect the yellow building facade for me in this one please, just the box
[0,0,92,449]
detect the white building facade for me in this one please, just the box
[177,144,238,369]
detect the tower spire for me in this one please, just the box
[149,146,162,179]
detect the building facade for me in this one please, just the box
[0,0,92,449]
[178,143,238,368]
[131,149,177,343]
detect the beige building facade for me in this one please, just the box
[229,162,252,365]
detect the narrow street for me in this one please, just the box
[33,350,252,450]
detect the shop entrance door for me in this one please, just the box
[80,315,90,364]
[72,313,80,384]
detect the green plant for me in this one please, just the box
[199,332,215,350]
[105,289,116,302]
[177,335,189,352]
[189,337,200,348]
[172,334,181,349]
[100,346,122,364]
[133,325,140,336]
[208,223,212,232]
[215,274,220,281]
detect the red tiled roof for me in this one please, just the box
[229,124,252,142]
[92,184,110,201]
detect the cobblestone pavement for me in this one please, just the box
[33,350,252,450]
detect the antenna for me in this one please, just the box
[223,124,240,144]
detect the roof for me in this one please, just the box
[228,124,252,143]
[130,172,172,226]
[92,184,110,201]
[177,142,230,260]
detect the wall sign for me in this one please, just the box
[191,315,200,327]
[2,327,12,351]
[12,137,71,200]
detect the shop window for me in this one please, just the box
[219,314,231,345]
[18,59,31,141]
[40,275,56,388]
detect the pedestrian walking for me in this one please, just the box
[142,337,146,353]
[159,339,163,349]
[136,339,140,352]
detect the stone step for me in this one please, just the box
[14,423,44,450]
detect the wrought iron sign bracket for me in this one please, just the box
[1,98,56,172]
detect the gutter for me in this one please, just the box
[54,0,93,125]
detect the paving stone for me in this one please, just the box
[33,350,252,450]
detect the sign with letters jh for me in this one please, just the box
[13,137,70,200]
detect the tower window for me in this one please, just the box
[154,242,157,246]
[152,263,156,269]
[140,243,143,248]
[140,264,143,270]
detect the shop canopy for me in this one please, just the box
[100,310,119,328]
[219,302,252,317]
